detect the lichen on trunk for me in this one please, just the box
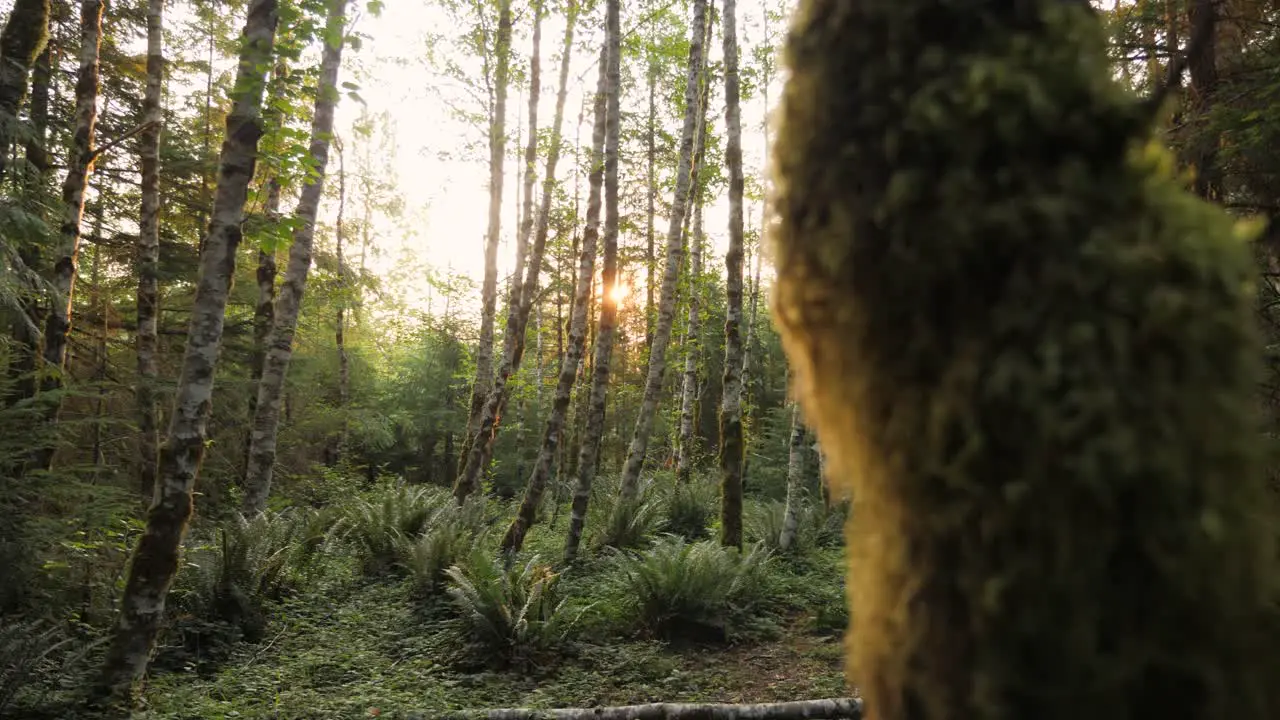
[771,2,1279,719]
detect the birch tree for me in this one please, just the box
[778,403,806,551]
[458,0,578,501]
[136,0,164,498]
[28,0,103,472]
[242,0,352,516]
[563,6,620,564]
[97,0,280,702]
[717,0,745,549]
[616,0,706,501]
[459,0,514,479]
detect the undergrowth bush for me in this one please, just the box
[0,618,94,716]
[745,498,847,553]
[660,477,717,540]
[611,535,772,642]
[444,551,586,668]
[402,498,488,597]
[590,475,664,551]
[331,483,455,575]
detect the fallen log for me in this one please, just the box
[433,697,863,720]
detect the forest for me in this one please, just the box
[1,0,1279,716]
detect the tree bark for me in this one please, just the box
[644,57,657,354]
[28,0,102,473]
[96,0,279,704]
[0,0,50,185]
[563,12,620,564]
[241,0,351,517]
[718,0,745,550]
[501,0,592,555]
[458,0,571,502]
[136,0,164,499]
[459,0,514,480]
[439,697,864,720]
[779,403,805,551]
[1186,0,1220,200]
[332,135,350,464]
[617,0,707,500]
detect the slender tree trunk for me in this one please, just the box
[0,0,50,185]
[675,30,712,484]
[644,59,656,353]
[241,0,350,517]
[1186,0,1220,200]
[718,0,745,550]
[458,0,571,501]
[136,0,164,499]
[563,7,620,563]
[27,0,102,473]
[460,0,514,476]
[502,1,594,554]
[332,136,350,464]
[96,0,280,703]
[22,42,50,184]
[779,403,805,551]
[616,0,707,500]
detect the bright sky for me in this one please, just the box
[329,0,784,315]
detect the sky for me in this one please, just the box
[326,0,785,315]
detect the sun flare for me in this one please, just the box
[607,280,631,306]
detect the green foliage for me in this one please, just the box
[744,498,845,553]
[402,499,488,597]
[660,477,717,540]
[610,536,772,642]
[0,618,84,715]
[331,483,455,576]
[444,552,585,668]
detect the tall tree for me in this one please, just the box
[644,54,656,353]
[717,0,745,550]
[0,0,50,185]
[459,0,514,478]
[242,0,352,516]
[616,0,706,500]
[563,10,620,563]
[501,0,593,555]
[136,0,164,498]
[96,0,281,701]
[455,0,544,500]
[331,135,350,464]
[778,402,805,551]
[29,0,103,472]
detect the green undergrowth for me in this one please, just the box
[1,478,849,718]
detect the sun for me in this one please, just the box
[607,280,632,306]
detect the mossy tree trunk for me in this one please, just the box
[242,0,351,517]
[136,0,163,499]
[771,2,1278,720]
[718,0,746,550]
[0,0,50,185]
[97,0,280,703]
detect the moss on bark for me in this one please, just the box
[770,2,1279,719]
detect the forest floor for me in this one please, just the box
[129,508,851,720]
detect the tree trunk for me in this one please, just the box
[96,0,279,704]
[22,42,50,184]
[332,136,350,464]
[460,0,514,477]
[241,0,350,517]
[136,0,163,499]
[501,0,593,555]
[718,0,745,550]
[0,0,50,185]
[644,58,657,354]
[28,0,102,473]
[771,1,1278,718]
[617,0,707,500]
[440,697,864,720]
[779,403,805,551]
[1186,0,1220,200]
[458,0,571,502]
[563,14,620,564]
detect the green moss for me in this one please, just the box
[769,2,1279,719]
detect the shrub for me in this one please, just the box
[745,498,848,553]
[661,478,717,540]
[0,618,82,715]
[611,536,772,642]
[401,498,487,597]
[444,551,585,668]
[590,475,665,552]
[332,483,454,576]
